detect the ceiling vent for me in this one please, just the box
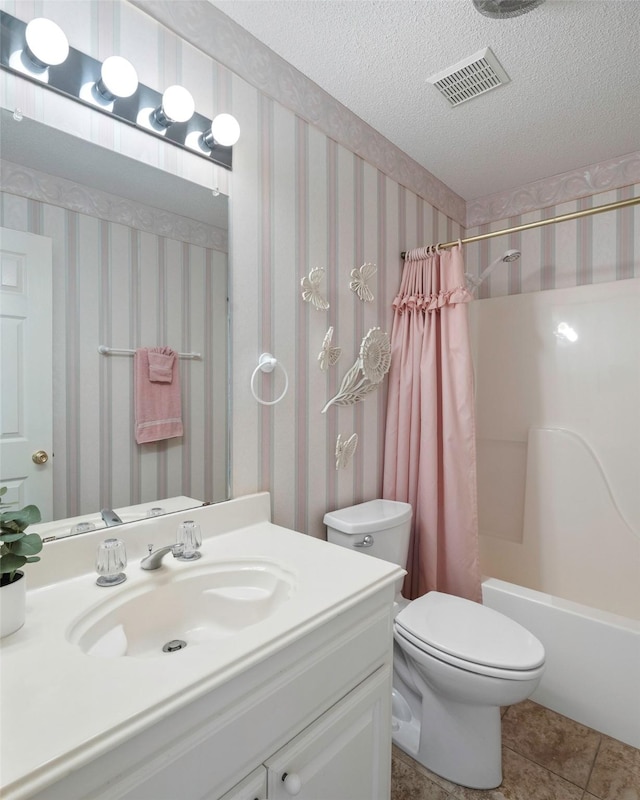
[427,47,510,107]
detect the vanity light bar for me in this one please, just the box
[0,11,237,171]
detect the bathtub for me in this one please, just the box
[482,577,640,749]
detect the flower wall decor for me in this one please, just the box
[300,267,330,311]
[318,326,342,371]
[321,327,391,413]
[359,327,391,383]
[349,262,377,303]
[335,433,358,470]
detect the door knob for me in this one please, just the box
[32,450,49,464]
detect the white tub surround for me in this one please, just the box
[473,279,640,621]
[0,493,403,800]
[472,277,640,749]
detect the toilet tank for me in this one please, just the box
[323,500,412,569]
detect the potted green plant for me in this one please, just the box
[0,487,42,638]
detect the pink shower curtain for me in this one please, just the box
[383,244,481,602]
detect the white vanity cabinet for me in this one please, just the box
[26,586,394,800]
[217,666,389,800]
[3,496,403,800]
[215,767,267,800]
[265,667,390,800]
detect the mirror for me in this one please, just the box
[0,109,230,535]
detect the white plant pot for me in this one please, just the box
[1,571,26,638]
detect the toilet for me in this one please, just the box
[324,500,545,790]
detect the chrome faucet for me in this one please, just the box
[140,542,185,570]
[101,508,123,526]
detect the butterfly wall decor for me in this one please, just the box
[300,267,330,311]
[318,327,342,371]
[349,263,377,303]
[335,433,358,470]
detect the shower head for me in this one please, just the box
[465,249,522,292]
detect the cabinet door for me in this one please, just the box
[265,666,391,800]
[209,766,267,800]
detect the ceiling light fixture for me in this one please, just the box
[24,17,69,68]
[472,0,545,19]
[0,10,237,170]
[96,56,138,100]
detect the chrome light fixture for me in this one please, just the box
[0,11,238,170]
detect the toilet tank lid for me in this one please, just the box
[323,499,412,534]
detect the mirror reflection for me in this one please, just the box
[0,110,230,535]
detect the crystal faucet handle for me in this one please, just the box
[146,506,166,517]
[176,520,202,561]
[96,538,127,586]
[72,521,96,535]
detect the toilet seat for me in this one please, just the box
[394,626,545,681]
[394,591,545,678]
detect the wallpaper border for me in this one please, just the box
[467,151,640,228]
[129,0,467,227]
[0,159,228,251]
[130,0,639,230]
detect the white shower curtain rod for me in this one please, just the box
[401,195,640,260]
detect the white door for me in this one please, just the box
[266,666,392,800]
[0,227,53,519]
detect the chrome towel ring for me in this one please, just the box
[250,353,289,406]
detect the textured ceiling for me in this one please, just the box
[209,0,640,201]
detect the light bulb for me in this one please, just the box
[97,56,138,100]
[203,113,240,148]
[154,85,195,126]
[25,18,69,68]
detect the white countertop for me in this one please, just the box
[0,493,402,799]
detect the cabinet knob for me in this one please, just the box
[281,772,302,795]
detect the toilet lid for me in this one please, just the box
[394,591,545,671]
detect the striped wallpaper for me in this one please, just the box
[230,88,461,536]
[464,183,639,299]
[1,0,638,541]
[0,179,228,520]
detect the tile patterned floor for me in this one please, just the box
[391,700,640,800]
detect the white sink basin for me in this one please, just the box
[67,560,296,658]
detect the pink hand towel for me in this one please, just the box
[134,347,183,444]
[147,347,175,382]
